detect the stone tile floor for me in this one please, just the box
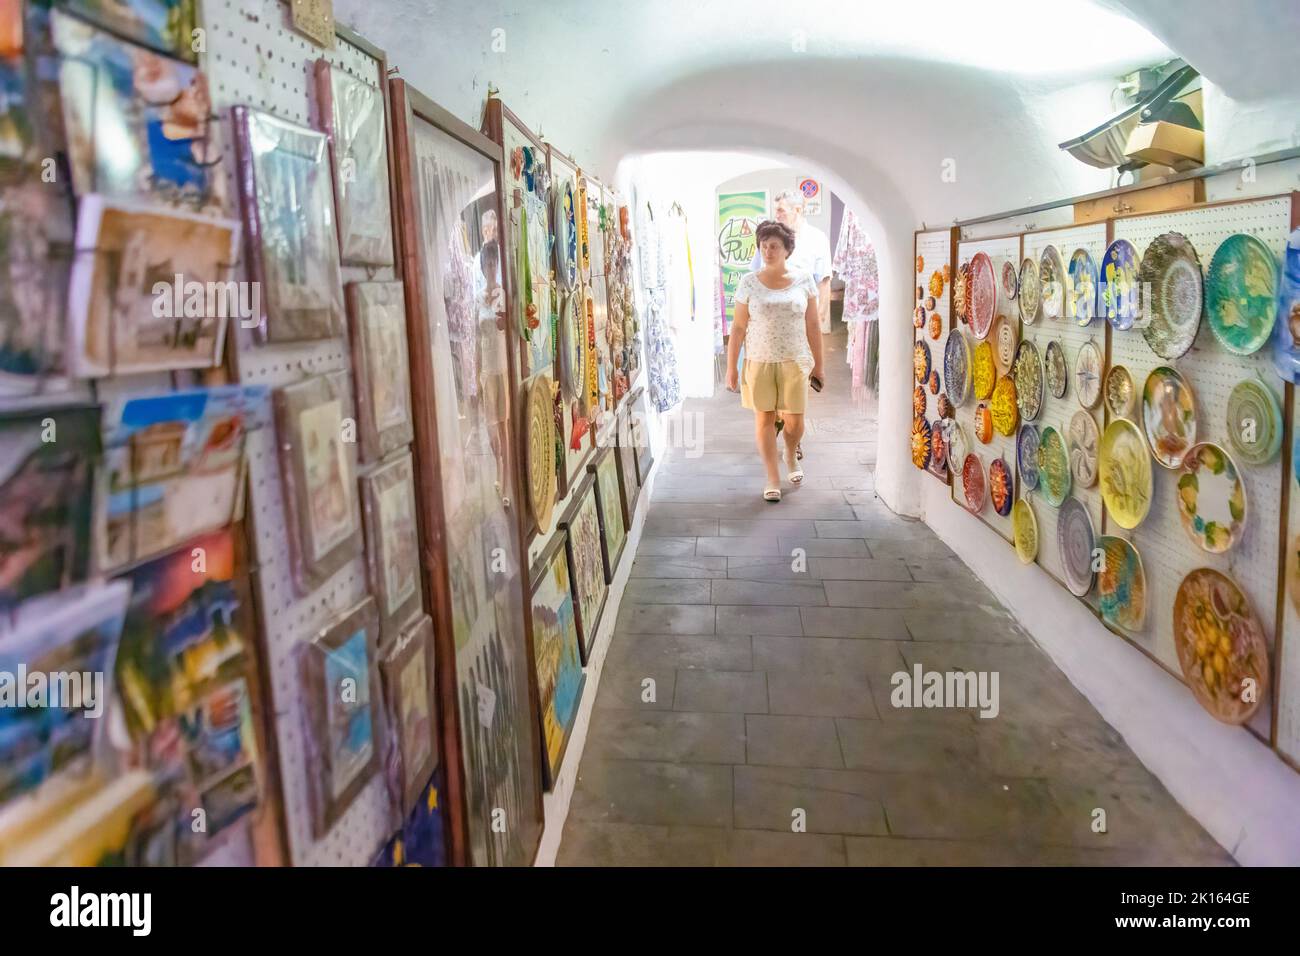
[558,334,1233,867]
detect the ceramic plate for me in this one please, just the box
[1001,260,1019,302]
[1018,257,1040,325]
[526,373,557,530]
[1067,248,1099,326]
[1176,442,1245,553]
[1139,232,1203,360]
[1141,366,1197,469]
[989,457,1013,516]
[1017,424,1041,491]
[938,393,954,419]
[1037,425,1071,507]
[1067,410,1100,488]
[929,370,941,395]
[930,420,949,473]
[914,340,931,384]
[913,384,927,418]
[1039,244,1066,321]
[911,417,932,470]
[1173,569,1269,725]
[1272,225,1300,382]
[975,402,993,444]
[1012,498,1038,563]
[969,252,997,340]
[926,313,940,339]
[1226,377,1282,465]
[1058,496,1096,597]
[1012,340,1043,421]
[972,340,996,400]
[1206,233,1279,355]
[1044,339,1068,399]
[962,453,985,513]
[1074,341,1103,409]
[1105,364,1135,418]
[1097,535,1145,632]
[914,306,925,329]
[954,261,970,323]
[944,330,971,406]
[991,377,1018,436]
[992,313,1019,376]
[1099,418,1152,529]
[929,270,945,298]
[948,422,970,478]
[1100,238,1140,331]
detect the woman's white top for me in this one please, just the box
[735,270,817,371]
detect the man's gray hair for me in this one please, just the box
[774,189,804,207]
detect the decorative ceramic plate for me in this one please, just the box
[1018,257,1040,325]
[1097,535,1146,631]
[1272,225,1300,382]
[1206,233,1279,355]
[914,340,931,383]
[1141,366,1197,469]
[911,416,932,470]
[913,385,927,418]
[1067,248,1099,326]
[929,270,945,298]
[1012,499,1038,563]
[928,370,941,395]
[962,453,985,513]
[972,341,996,400]
[1039,245,1066,320]
[526,374,557,531]
[1001,260,1019,302]
[944,331,971,406]
[954,261,970,323]
[1012,340,1043,421]
[1099,418,1152,529]
[969,252,997,340]
[989,457,1013,516]
[930,420,948,473]
[916,255,924,274]
[1017,424,1041,491]
[1037,425,1071,507]
[1044,339,1068,399]
[925,295,937,311]
[914,306,925,329]
[975,403,993,443]
[1225,377,1282,465]
[992,313,1019,376]
[1105,364,1135,418]
[928,313,943,340]
[1101,238,1140,330]
[1067,410,1100,488]
[1173,569,1269,725]
[991,377,1018,436]
[948,422,970,478]
[1139,232,1203,359]
[1176,442,1245,553]
[1074,340,1103,409]
[1058,497,1096,597]
[938,393,955,419]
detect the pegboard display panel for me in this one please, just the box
[1020,224,1108,608]
[914,230,951,487]
[954,235,1020,543]
[1276,389,1299,765]
[206,0,398,866]
[1108,198,1290,742]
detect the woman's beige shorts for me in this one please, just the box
[741,359,808,414]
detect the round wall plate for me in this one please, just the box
[1141,365,1198,469]
[1173,569,1269,725]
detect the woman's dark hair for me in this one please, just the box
[755,219,795,255]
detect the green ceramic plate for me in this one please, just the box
[1206,233,1279,355]
[1225,377,1282,466]
[1037,424,1071,507]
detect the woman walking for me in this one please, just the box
[725,220,824,501]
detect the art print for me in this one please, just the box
[315,61,393,265]
[380,614,437,816]
[68,196,240,377]
[346,281,413,462]
[590,448,626,580]
[360,452,421,639]
[528,532,584,788]
[64,0,199,62]
[560,475,607,661]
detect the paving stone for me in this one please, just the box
[673,669,768,714]
[718,518,819,537]
[835,718,981,774]
[875,773,1067,844]
[767,670,878,718]
[800,607,911,640]
[745,715,844,768]
[696,536,784,557]
[616,603,715,635]
[902,607,1026,644]
[969,719,1154,784]
[778,536,871,557]
[622,578,713,604]
[713,579,828,606]
[753,635,906,676]
[825,579,989,609]
[867,536,957,561]
[568,759,733,828]
[841,837,1189,867]
[592,665,677,712]
[642,516,719,537]
[733,765,888,836]
[654,501,857,520]
[716,605,804,636]
[1043,780,1232,858]
[584,710,746,763]
[720,829,848,866]
[556,822,725,866]
[605,633,753,672]
[633,536,697,557]
[629,555,728,578]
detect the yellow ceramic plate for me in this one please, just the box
[972,340,996,400]
[1099,418,1153,529]
[991,377,1019,436]
[1012,498,1038,563]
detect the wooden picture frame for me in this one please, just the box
[589,447,627,584]
[629,386,655,486]
[528,529,586,791]
[379,613,439,817]
[558,472,609,663]
[301,597,382,838]
[346,281,414,463]
[360,451,424,643]
[615,404,641,518]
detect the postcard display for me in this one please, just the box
[205,4,411,865]
[922,194,1300,765]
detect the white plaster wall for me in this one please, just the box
[715,166,835,241]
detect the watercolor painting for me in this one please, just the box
[529,533,585,788]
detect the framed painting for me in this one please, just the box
[52,9,221,210]
[96,384,267,573]
[379,613,438,817]
[528,530,585,790]
[346,281,414,463]
[273,372,363,595]
[63,0,199,62]
[629,387,655,486]
[302,597,381,838]
[615,405,640,518]
[558,473,607,663]
[360,451,423,642]
[314,59,394,266]
[67,196,240,377]
[589,448,627,583]
[0,407,99,610]
[232,106,345,344]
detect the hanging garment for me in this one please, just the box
[645,286,681,412]
[833,209,879,324]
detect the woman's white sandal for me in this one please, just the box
[763,488,782,502]
[788,465,804,485]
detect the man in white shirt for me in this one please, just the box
[750,189,832,333]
